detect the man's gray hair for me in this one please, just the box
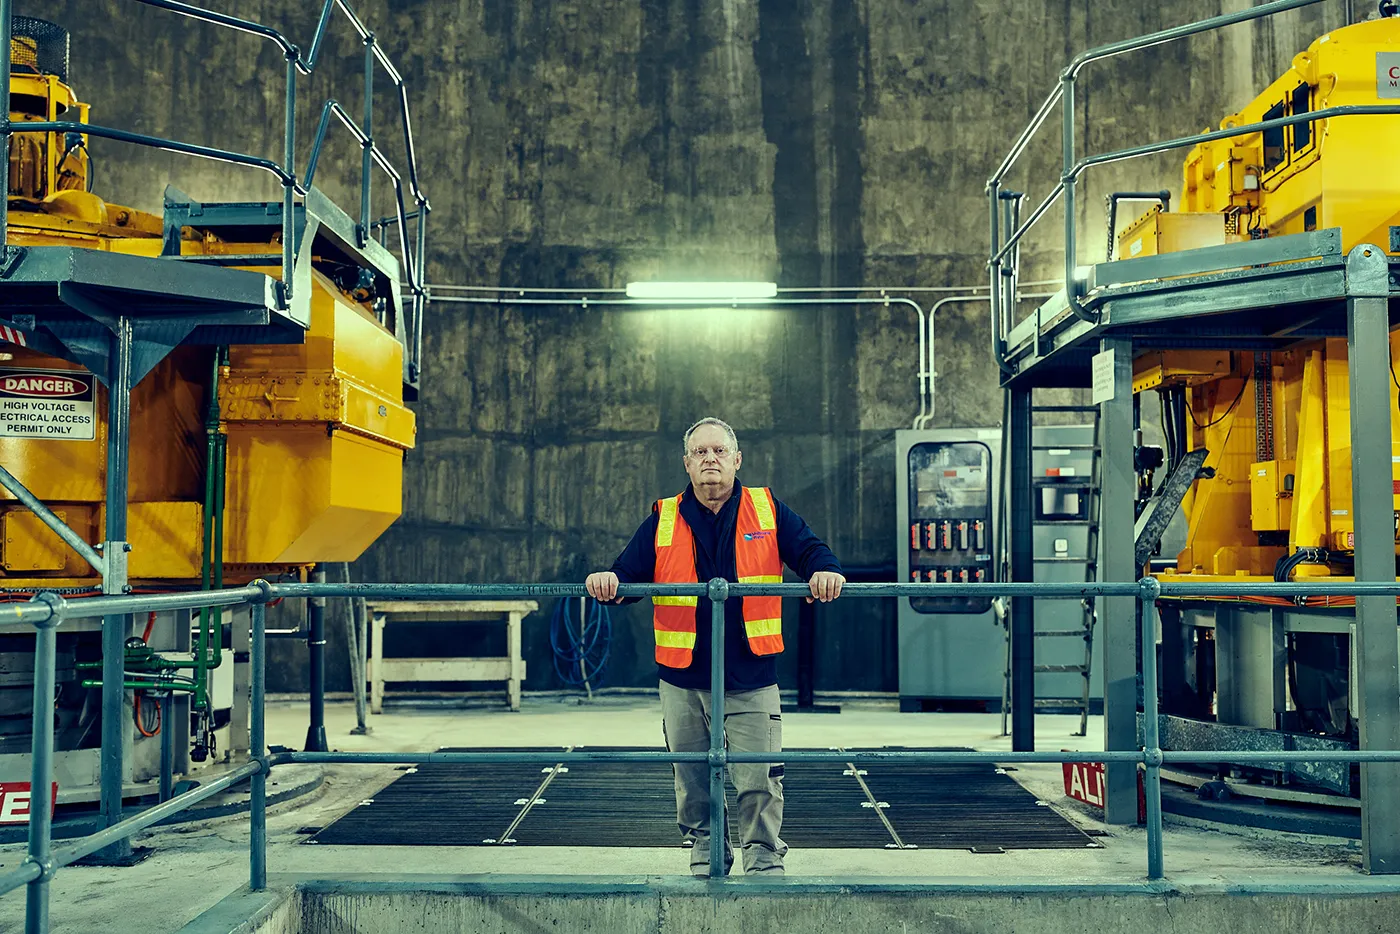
[682,417,739,455]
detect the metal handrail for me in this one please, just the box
[0,0,430,380]
[990,105,1400,272]
[5,576,1400,930]
[986,0,1330,361]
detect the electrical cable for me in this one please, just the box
[1186,371,1251,430]
[52,140,94,193]
[1158,389,1175,475]
[134,692,161,737]
[549,596,611,690]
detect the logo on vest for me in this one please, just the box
[743,531,772,541]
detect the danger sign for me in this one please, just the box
[0,368,96,441]
[0,782,58,825]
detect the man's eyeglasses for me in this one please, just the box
[686,446,732,460]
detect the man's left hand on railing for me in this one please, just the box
[806,571,845,603]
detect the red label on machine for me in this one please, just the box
[0,375,88,398]
[0,782,58,825]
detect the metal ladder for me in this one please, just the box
[1000,405,1101,737]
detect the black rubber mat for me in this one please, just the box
[307,755,547,847]
[309,747,1094,850]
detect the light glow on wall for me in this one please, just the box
[624,281,779,300]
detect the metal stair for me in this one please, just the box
[1001,405,1100,737]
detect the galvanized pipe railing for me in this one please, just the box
[986,0,1329,362]
[4,577,1400,931]
[1,0,430,378]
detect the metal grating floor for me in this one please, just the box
[308,747,1095,850]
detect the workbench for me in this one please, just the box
[362,600,538,712]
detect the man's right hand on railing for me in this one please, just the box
[585,571,622,603]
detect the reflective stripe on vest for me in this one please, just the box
[734,487,784,656]
[651,487,785,667]
[652,494,699,668]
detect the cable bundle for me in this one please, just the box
[550,597,612,689]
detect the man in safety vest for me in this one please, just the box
[585,417,844,877]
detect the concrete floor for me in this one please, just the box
[0,696,1370,933]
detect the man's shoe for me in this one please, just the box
[748,865,785,877]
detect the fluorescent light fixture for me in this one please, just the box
[624,281,778,300]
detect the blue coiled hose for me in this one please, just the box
[550,596,612,688]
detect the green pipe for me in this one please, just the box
[206,349,228,671]
[81,680,197,693]
[193,348,224,711]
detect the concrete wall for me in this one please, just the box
[278,882,1400,934]
[16,0,1353,694]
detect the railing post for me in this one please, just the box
[706,577,728,880]
[1345,244,1400,873]
[1061,71,1083,318]
[1099,335,1139,823]
[159,692,173,803]
[1138,576,1164,881]
[412,204,427,383]
[360,34,374,248]
[1009,385,1035,749]
[24,596,61,934]
[988,180,1005,371]
[304,564,328,752]
[250,585,268,891]
[1,0,11,260]
[281,51,297,308]
[97,317,134,864]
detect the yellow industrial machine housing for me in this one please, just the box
[3,35,415,590]
[1117,17,1400,594]
[1178,17,1400,250]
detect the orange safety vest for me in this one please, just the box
[651,486,785,668]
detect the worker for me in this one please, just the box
[585,416,845,877]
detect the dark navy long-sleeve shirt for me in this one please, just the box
[608,483,842,691]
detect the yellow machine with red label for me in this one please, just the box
[4,19,415,591]
[1,13,420,795]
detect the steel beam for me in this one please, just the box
[1345,244,1400,873]
[96,318,134,863]
[1009,385,1035,749]
[707,578,728,878]
[24,610,58,934]
[1098,335,1138,823]
[304,565,328,752]
[250,598,267,890]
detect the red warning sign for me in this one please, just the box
[0,368,96,440]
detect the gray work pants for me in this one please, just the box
[659,680,787,875]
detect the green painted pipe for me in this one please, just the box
[81,680,196,693]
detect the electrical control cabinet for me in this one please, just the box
[903,437,995,614]
[897,426,1104,709]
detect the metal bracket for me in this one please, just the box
[1133,448,1210,568]
[103,542,130,595]
[1344,242,1389,298]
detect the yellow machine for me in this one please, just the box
[1119,16,1400,595]
[3,23,415,592]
